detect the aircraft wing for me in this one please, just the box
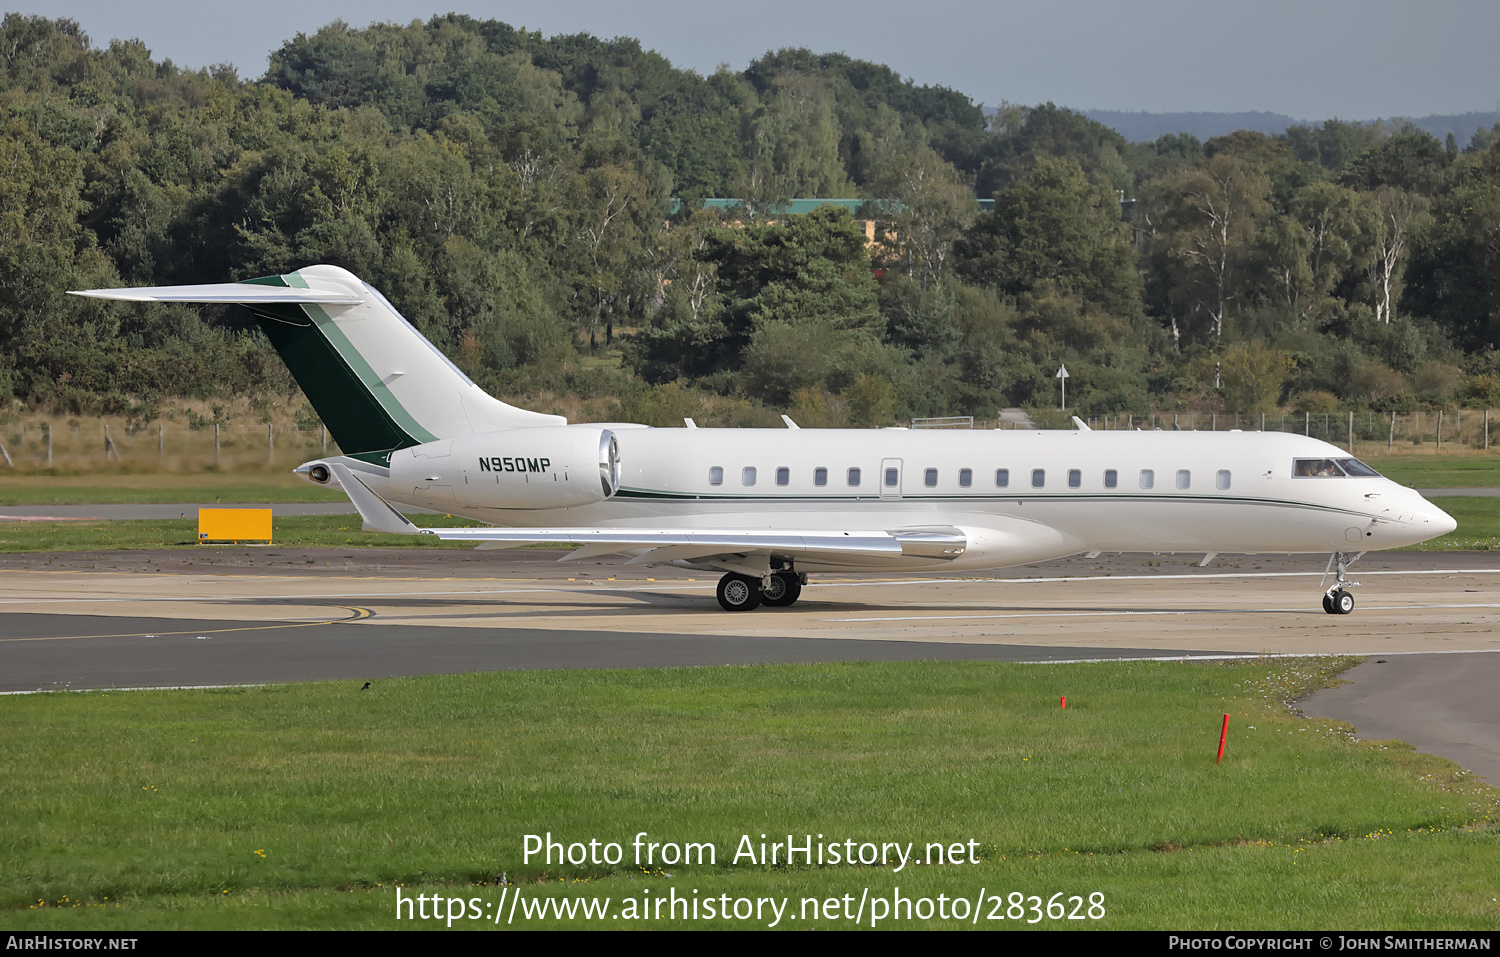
[68,282,364,305]
[422,525,967,565]
[325,461,965,567]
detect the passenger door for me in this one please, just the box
[880,458,903,500]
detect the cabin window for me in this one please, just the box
[848,467,862,487]
[1104,469,1118,489]
[743,466,757,486]
[1068,469,1081,489]
[885,467,899,487]
[1216,469,1231,490]
[1176,469,1191,490]
[814,467,828,487]
[995,468,1009,488]
[1140,469,1154,489]
[1032,468,1045,488]
[709,466,723,486]
[959,468,972,488]
[776,466,790,486]
[924,468,938,487]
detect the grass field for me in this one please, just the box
[2,657,1495,930]
[0,472,349,506]
[0,514,488,552]
[1361,455,1500,489]
[1406,497,1500,550]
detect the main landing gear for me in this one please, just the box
[716,571,804,611]
[1321,551,1364,615]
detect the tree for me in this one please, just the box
[1144,154,1270,342]
[632,205,883,400]
[1339,130,1452,195]
[868,147,975,289]
[572,161,648,348]
[974,102,1131,198]
[1365,187,1429,324]
[1252,215,1312,316]
[1289,182,1374,305]
[1404,163,1500,350]
[954,156,1139,316]
[1283,119,1386,172]
[736,72,853,215]
[1217,343,1293,412]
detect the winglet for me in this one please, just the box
[1071,416,1091,431]
[781,415,800,429]
[327,462,420,535]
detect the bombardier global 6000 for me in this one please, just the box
[73,265,1456,613]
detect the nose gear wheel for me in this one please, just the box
[1320,551,1364,615]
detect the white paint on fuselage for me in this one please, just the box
[359,427,1456,573]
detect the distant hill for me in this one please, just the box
[1079,109,1500,148]
[1083,110,1305,143]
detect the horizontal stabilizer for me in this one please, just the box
[68,283,364,305]
[74,265,565,454]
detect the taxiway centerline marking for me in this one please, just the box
[822,603,1500,623]
[1,568,1497,606]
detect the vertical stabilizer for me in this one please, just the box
[72,264,565,461]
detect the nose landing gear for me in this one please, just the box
[1321,551,1364,615]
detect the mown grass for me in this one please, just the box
[0,514,488,552]
[3,658,1496,929]
[1407,497,1500,550]
[1363,455,1500,489]
[0,472,349,506]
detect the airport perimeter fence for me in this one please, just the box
[0,419,341,472]
[1020,409,1498,452]
[3,410,1496,472]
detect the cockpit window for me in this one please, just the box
[1294,458,1346,477]
[1338,458,1381,477]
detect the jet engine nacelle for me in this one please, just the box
[389,427,620,510]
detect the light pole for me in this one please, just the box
[1056,364,1070,411]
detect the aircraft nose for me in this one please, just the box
[1428,504,1458,537]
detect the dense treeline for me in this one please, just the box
[1,13,1498,429]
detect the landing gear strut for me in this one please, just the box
[761,571,803,607]
[1321,551,1364,615]
[715,570,804,611]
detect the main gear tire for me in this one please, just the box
[716,574,762,611]
[761,572,803,607]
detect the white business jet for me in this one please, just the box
[73,265,1457,613]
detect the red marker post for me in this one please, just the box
[1060,696,1066,709]
[1216,713,1230,763]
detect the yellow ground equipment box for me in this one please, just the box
[198,508,273,544]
